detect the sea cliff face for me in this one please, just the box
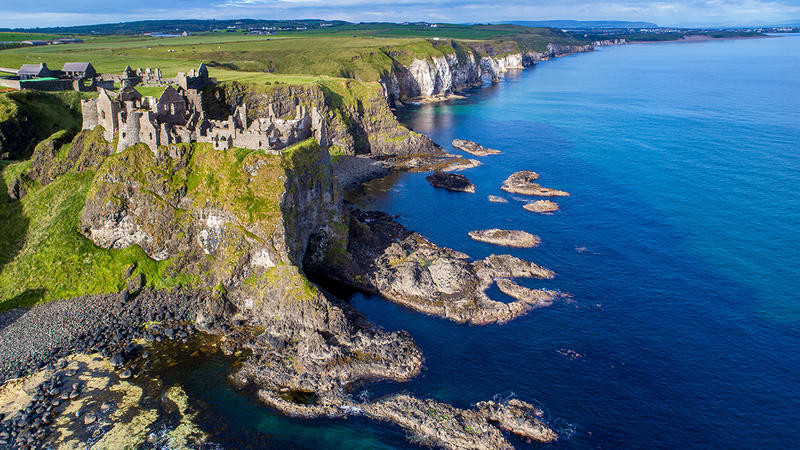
[380,41,593,104]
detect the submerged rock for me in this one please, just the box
[501,170,569,196]
[452,139,502,156]
[488,195,508,203]
[468,229,541,248]
[425,172,476,193]
[524,200,560,213]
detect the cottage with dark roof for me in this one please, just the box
[62,62,96,78]
[17,63,55,80]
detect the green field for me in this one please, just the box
[0,24,582,85]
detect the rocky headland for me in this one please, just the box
[468,229,542,248]
[502,170,570,197]
[452,139,502,156]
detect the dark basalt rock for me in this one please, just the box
[425,172,476,193]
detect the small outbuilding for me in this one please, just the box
[62,62,96,78]
[17,63,55,80]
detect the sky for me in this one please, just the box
[1,0,799,29]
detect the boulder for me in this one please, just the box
[495,279,555,307]
[487,195,507,203]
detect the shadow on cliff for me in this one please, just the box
[317,84,372,155]
[0,163,30,279]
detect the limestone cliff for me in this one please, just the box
[379,40,592,104]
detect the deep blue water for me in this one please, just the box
[176,35,800,447]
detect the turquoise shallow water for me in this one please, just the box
[174,35,800,447]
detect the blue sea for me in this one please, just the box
[175,35,800,447]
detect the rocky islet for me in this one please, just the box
[425,171,477,193]
[524,199,560,213]
[469,228,542,248]
[452,138,502,156]
[502,170,570,197]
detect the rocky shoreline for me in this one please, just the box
[0,37,590,449]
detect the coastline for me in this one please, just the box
[0,41,585,447]
[0,25,792,446]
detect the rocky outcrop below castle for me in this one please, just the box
[74,137,428,420]
[380,40,593,104]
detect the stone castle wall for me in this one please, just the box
[81,74,325,155]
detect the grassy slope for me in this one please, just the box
[0,158,191,311]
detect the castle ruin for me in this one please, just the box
[81,64,327,154]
